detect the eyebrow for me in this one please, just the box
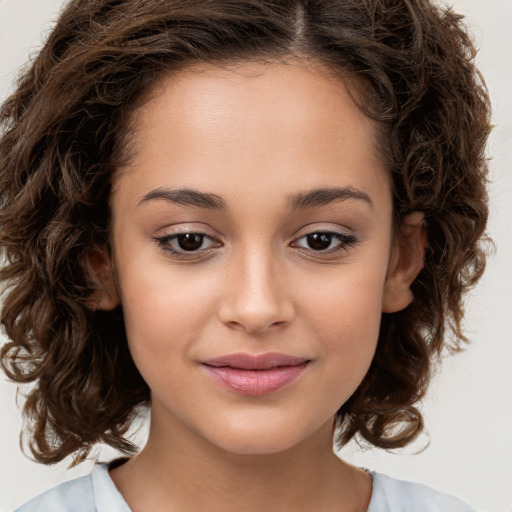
[138,186,372,211]
[289,187,373,210]
[138,187,225,209]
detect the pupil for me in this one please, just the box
[307,233,332,250]
[178,233,203,251]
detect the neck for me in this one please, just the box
[110,412,371,512]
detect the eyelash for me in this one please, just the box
[291,231,358,255]
[153,232,220,258]
[153,230,358,259]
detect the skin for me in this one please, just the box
[91,59,425,512]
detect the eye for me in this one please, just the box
[154,232,221,256]
[292,231,357,253]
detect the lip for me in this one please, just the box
[201,353,310,396]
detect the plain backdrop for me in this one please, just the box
[1,1,511,511]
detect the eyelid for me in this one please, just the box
[153,225,223,258]
[290,226,359,255]
[290,223,355,242]
[152,222,220,242]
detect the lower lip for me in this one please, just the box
[202,363,308,396]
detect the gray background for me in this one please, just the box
[1,1,511,510]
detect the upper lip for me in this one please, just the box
[202,353,310,370]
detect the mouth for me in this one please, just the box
[201,353,310,396]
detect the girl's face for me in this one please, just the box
[104,60,421,455]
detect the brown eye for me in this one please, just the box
[154,232,220,256]
[176,233,205,251]
[292,230,358,254]
[306,233,333,251]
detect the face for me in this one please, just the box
[102,60,420,456]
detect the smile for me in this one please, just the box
[201,353,310,396]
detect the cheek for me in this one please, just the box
[319,290,382,362]
[301,263,386,382]
[302,259,386,332]
[116,258,221,366]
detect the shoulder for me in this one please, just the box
[368,472,478,512]
[13,472,95,512]
[13,464,131,512]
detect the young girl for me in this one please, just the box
[0,0,494,510]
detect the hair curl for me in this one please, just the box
[0,0,491,465]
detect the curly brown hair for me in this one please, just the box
[0,0,491,465]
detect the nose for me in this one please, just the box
[217,247,295,334]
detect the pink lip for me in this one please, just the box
[202,353,310,396]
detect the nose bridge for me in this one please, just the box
[219,240,293,333]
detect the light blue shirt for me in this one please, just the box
[14,464,478,511]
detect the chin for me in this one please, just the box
[201,413,325,457]
[213,433,301,457]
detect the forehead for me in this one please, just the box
[113,59,390,213]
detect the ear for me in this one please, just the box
[382,212,427,313]
[83,246,120,311]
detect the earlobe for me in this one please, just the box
[382,212,427,313]
[84,246,120,311]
